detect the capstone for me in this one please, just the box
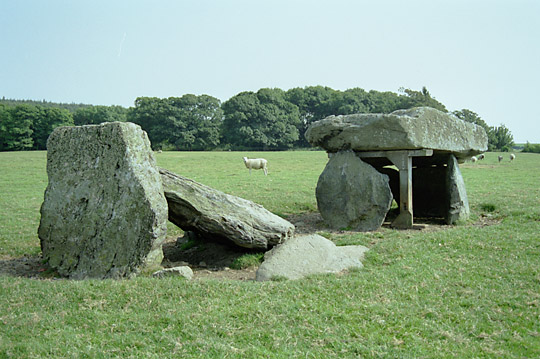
[305,107,488,161]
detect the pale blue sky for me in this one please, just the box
[1,0,539,142]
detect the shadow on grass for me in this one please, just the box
[0,255,50,279]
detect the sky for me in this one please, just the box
[1,0,539,143]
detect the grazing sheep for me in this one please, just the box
[478,154,485,160]
[242,157,268,176]
[470,156,478,163]
[510,153,516,161]
[498,155,503,163]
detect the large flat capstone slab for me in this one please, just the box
[38,122,168,279]
[305,107,488,161]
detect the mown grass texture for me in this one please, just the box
[0,150,539,358]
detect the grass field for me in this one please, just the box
[1,150,539,358]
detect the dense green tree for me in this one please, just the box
[452,109,515,152]
[489,124,514,152]
[398,87,447,112]
[73,105,127,126]
[168,94,222,150]
[222,88,300,150]
[127,97,177,148]
[522,142,540,153]
[32,107,74,150]
[331,88,372,115]
[452,109,489,130]
[128,95,222,150]
[0,97,92,113]
[368,90,406,113]
[285,86,336,147]
[0,104,34,150]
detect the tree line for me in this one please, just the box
[0,87,515,151]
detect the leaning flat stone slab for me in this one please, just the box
[256,234,368,281]
[160,168,294,249]
[305,107,488,161]
[38,122,168,279]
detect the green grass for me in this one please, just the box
[1,150,539,358]
[230,253,265,270]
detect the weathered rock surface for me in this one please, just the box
[160,168,294,249]
[256,234,368,281]
[305,107,488,161]
[446,154,470,223]
[316,151,393,231]
[38,122,168,279]
[153,266,193,280]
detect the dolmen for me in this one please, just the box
[38,122,295,279]
[305,107,488,230]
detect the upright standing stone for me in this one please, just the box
[38,122,168,279]
[446,154,470,224]
[316,151,393,231]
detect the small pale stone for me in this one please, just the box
[152,266,193,280]
[256,234,368,281]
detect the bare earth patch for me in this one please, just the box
[0,212,501,281]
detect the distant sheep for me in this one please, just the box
[477,154,485,160]
[470,156,478,163]
[243,157,268,176]
[498,155,503,163]
[510,153,516,161]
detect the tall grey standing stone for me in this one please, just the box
[316,151,393,231]
[38,122,168,279]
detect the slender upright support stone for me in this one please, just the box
[446,154,470,224]
[357,149,433,229]
[386,151,414,229]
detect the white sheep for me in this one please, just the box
[510,153,516,161]
[498,155,503,163]
[470,156,478,163]
[243,157,268,175]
